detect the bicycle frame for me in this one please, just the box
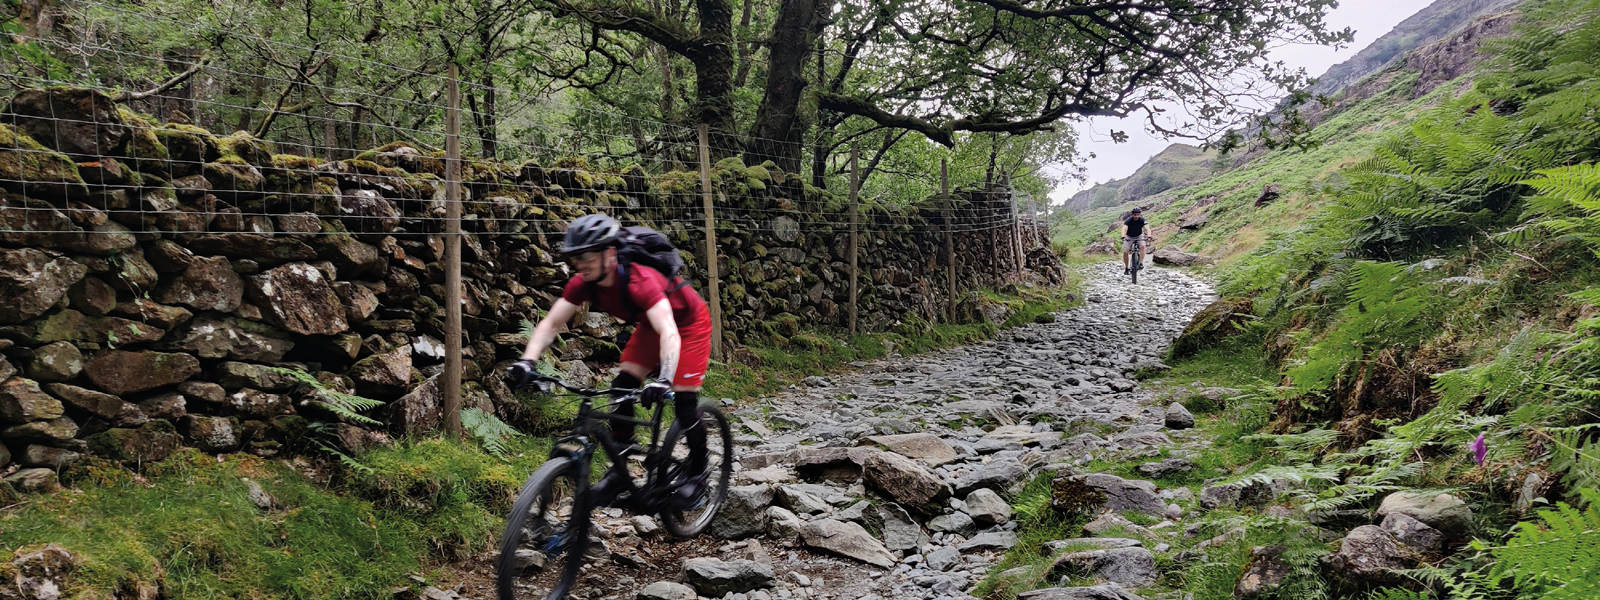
[536,378,682,514]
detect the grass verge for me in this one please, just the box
[0,437,553,600]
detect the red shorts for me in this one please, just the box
[619,315,713,388]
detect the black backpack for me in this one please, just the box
[596,226,691,322]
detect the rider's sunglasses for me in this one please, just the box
[566,251,604,267]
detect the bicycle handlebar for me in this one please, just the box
[523,373,640,399]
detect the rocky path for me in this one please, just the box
[547,263,1216,600]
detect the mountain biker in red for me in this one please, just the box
[510,213,713,505]
[1121,207,1148,275]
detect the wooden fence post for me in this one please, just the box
[697,124,724,361]
[1010,186,1023,275]
[942,159,955,323]
[848,142,860,334]
[442,63,463,440]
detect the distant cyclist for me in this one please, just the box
[512,213,713,504]
[1121,207,1148,275]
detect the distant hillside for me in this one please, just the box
[1310,0,1521,98]
[1061,0,1520,217]
[1060,143,1216,214]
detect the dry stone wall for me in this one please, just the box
[0,87,1061,471]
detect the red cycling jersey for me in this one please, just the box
[560,265,713,387]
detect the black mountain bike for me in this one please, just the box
[496,374,733,600]
[1128,238,1145,284]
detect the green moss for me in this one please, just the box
[714,156,746,173]
[216,132,273,167]
[271,154,322,171]
[114,107,170,170]
[0,123,87,194]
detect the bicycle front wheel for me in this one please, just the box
[497,456,592,600]
[658,404,734,538]
[1131,255,1141,284]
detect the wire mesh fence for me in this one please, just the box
[0,0,1059,349]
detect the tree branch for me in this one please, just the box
[112,56,213,102]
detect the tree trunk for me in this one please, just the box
[658,46,676,120]
[322,62,341,160]
[348,106,363,153]
[693,0,737,155]
[811,35,829,189]
[475,17,501,160]
[238,75,265,134]
[746,0,825,172]
[732,0,756,88]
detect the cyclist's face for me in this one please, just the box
[569,249,611,282]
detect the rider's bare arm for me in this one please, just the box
[522,298,581,361]
[643,299,683,388]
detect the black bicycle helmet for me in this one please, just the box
[559,213,621,256]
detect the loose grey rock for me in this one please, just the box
[25,342,83,382]
[776,484,832,515]
[1164,402,1195,430]
[1322,525,1407,581]
[1045,538,1143,552]
[712,485,775,539]
[798,519,897,568]
[871,502,928,553]
[928,512,977,537]
[21,444,81,468]
[1135,458,1193,479]
[957,531,1018,552]
[1016,586,1144,600]
[1380,512,1443,552]
[953,458,1028,495]
[638,581,697,600]
[766,506,802,539]
[1082,474,1166,517]
[924,547,961,571]
[1199,480,1273,510]
[1234,545,1289,599]
[3,468,61,493]
[963,488,1012,526]
[682,558,774,596]
[1376,491,1473,534]
[1050,547,1158,586]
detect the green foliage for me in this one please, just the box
[970,472,1094,600]
[1478,488,1600,600]
[1176,514,1333,600]
[1284,261,1441,396]
[461,407,525,459]
[272,368,385,425]
[0,450,510,599]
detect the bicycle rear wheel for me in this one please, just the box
[658,404,734,538]
[497,457,592,600]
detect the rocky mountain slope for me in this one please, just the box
[1060,0,1521,218]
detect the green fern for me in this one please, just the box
[1478,488,1600,600]
[1548,424,1600,492]
[462,407,524,459]
[1365,588,1431,600]
[271,368,386,425]
[306,422,375,474]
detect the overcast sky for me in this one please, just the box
[1047,0,1437,204]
